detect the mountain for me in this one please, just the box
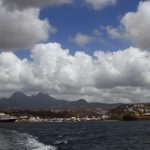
[0,92,119,110]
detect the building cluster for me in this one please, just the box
[3,103,150,122]
[16,113,109,122]
[109,103,150,120]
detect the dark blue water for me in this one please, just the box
[0,121,150,150]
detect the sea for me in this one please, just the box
[0,121,150,150]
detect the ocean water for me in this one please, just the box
[0,121,150,150]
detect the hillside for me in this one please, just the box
[0,92,119,110]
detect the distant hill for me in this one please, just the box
[0,92,119,110]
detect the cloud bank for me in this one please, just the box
[1,42,150,102]
[1,0,116,10]
[1,0,72,10]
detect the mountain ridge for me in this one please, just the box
[0,92,119,110]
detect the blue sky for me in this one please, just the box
[16,0,141,58]
[40,0,139,51]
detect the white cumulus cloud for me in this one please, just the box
[0,1,56,50]
[0,42,150,102]
[70,32,95,46]
[121,1,150,49]
[85,0,117,10]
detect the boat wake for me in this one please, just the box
[0,129,56,150]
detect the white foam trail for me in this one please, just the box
[25,134,56,150]
[0,129,57,150]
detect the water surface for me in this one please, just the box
[0,121,150,150]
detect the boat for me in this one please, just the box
[0,113,17,122]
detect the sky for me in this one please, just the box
[0,0,150,103]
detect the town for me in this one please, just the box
[1,103,150,122]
